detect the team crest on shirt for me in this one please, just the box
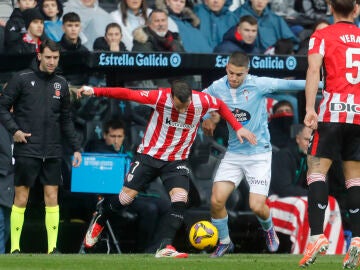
[232,108,251,125]
[127,173,134,182]
[243,89,249,101]
[52,83,61,99]
[140,91,149,97]
[195,107,202,116]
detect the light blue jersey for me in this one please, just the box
[203,74,306,155]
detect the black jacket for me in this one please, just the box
[4,8,26,49]
[58,35,88,53]
[270,144,308,197]
[93,37,127,52]
[213,25,262,54]
[0,59,81,158]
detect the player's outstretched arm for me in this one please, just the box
[77,86,94,98]
[236,127,257,145]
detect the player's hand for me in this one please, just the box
[77,86,94,99]
[202,118,216,136]
[304,109,318,130]
[13,130,31,143]
[72,151,82,167]
[236,127,257,145]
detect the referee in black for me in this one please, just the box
[0,39,82,254]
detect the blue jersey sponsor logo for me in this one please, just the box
[232,108,251,125]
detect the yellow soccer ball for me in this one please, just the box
[189,220,218,250]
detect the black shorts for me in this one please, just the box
[14,157,62,187]
[308,122,360,161]
[124,154,190,193]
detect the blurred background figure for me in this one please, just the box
[214,15,261,54]
[157,0,212,53]
[194,0,238,49]
[268,100,295,150]
[110,0,152,51]
[63,0,113,50]
[4,0,37,51]
[38,0,63,42]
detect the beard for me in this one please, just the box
[155,30,167,37]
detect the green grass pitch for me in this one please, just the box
[0,254,347,270]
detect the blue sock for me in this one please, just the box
[257,214,273,231]
[212,216,230,244]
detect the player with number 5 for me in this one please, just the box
[300,0,360,268]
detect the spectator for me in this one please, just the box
[234,0,299,54]
[0,119,14,254]
[91,22,127,86]
[194,0,238,49]
[0,0,14,53]
[294,0,330,24]
[58,12,89,86]
[132,9,183,52]
[297,19,329,55]
[93,22,127,52]
[38,0,63,42]
[0,39,82,254]
[268,100,295,149]
[157,0,212,53]
[85,119,171,253]
[7,7,44,54]
[110,0,152,51]
[4,0,37,50]
[63,0,113,50]
[0,0,14,23]
[270,124,312,197]
[214,15,262,54]
[132,9,191,87]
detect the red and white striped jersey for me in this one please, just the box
[94,87,242,161]
[308,22,360,124]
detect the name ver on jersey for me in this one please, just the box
[340,34,360,43]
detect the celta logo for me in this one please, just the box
[330,102,360,113]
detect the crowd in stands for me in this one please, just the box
[0,0,357,254]
[0,0,347,58]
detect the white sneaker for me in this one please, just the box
[155,245,188,258]
[343,237,360,269]
[84,215,104,248]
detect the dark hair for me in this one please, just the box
[62,12,81,24]
[228,52,249,67]
[40,39,61,53]
[239,15,257,26]
[38,0,64,20]
[103,119,126,134]
[171,80,192,103]
[272,100,294,114]
[105,22,122,35]
[148,9,167,24]
[312,19,330,32]
[329,0,356,17]
[120,0,148,26]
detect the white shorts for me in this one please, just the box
[213,151,272,196]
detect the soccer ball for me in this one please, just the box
[189,220,218,250]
